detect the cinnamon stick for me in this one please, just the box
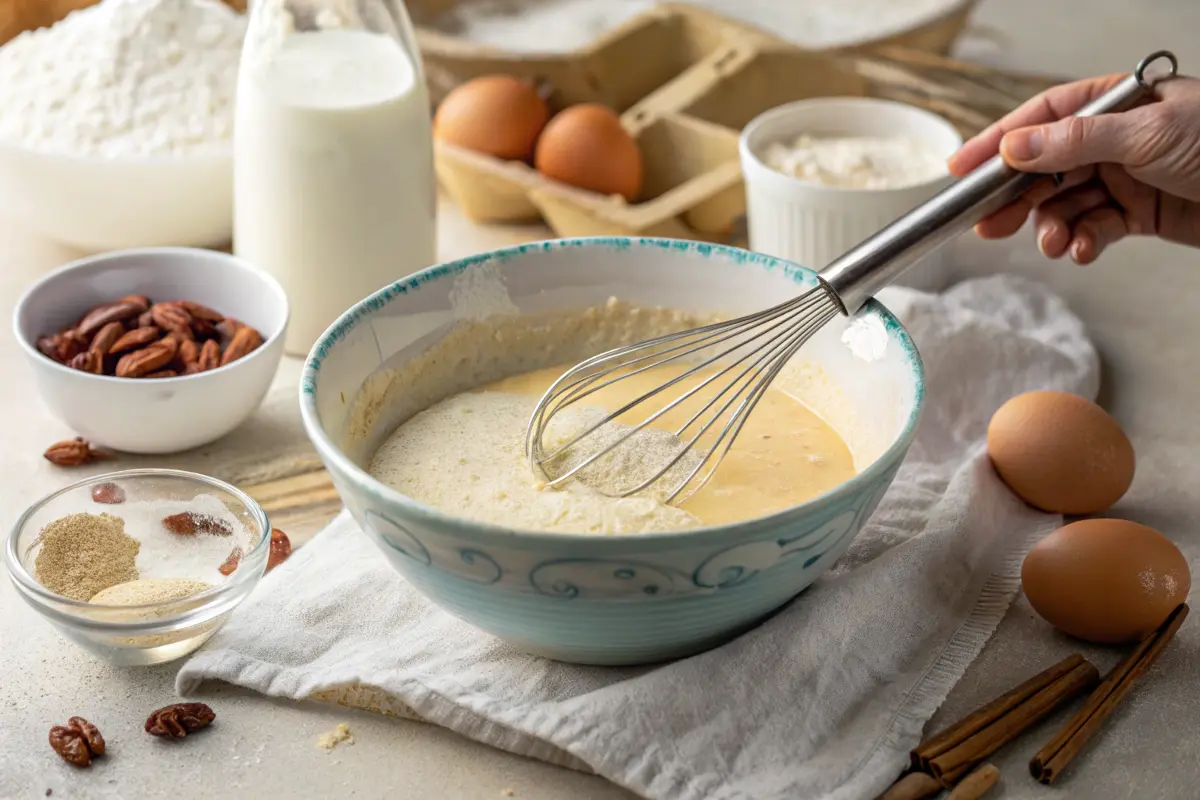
[874,771,941,800]
[946,763,999,799]
[928,659,1099,784]
[1030,603,1189,785]
[911,653,1087,772]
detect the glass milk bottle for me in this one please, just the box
[234,0,436,356]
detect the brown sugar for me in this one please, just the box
[33,512,140,601]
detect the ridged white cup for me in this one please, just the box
[739,98,964,293]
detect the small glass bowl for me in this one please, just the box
[4,469,270,666]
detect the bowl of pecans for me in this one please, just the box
[4,468,291,666]
[13,247,289,454]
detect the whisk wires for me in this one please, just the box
[525,282,841,504]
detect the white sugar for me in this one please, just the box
[77,493,251,586]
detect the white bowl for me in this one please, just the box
[739,98,963,293]
[0,142,232,251]
[13,247,288,454]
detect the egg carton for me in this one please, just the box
[413,2,1060,241]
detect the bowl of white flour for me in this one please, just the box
[0,0,246,251]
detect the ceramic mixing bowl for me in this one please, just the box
[300,238,924,665]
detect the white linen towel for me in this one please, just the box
[178,274,1099,800]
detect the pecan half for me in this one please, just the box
[218,547,243,576]
[220,325,264,366]
[196,339,221,372]
[179,301,224,323]
[109,326,162,354]
[44,437,111,467]
[88,321,125,356]
[115,337,177,378]
[56,330,88,362]
[266,528,292,573]
[137,310,155,328]
[48,717,105,767]
[68,717,105,756]
[118,294,152,312]
[215,318,243,347]
[91,482,126,504]
[162,511,234,537]
[67,350,103,375]
[36,332,65,362]
[191,318,218,340]
[176,338,200,370]
[145,703,215,739]
[77,300,143,338]
[150,302,193,340]
[144,369,178,379]
[36,328,88,364]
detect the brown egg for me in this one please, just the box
[1022,519,1190,643]
[987,390,1134,515]
[433,75,550,161]
[534,104,643,201]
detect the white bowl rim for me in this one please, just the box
[3,468,271,632]
[739,96,965,196]
[810,0,976,50]
[12,246,290,386]
[299,236,926,545]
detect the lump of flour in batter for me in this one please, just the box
[368,392,702,534]
[539,409,707,501]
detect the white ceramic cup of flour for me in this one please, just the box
[739,98,964,293]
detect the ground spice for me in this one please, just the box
[86,578,218,648]
[89,577,212,606]
[33,512,140,601]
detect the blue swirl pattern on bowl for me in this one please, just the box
[300,238,923,665]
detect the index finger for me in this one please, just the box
[947,72,1127,176]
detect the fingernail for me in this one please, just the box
[1070,239,1087,264]
[1005,129,1044,162]
[1037,226,1052,256]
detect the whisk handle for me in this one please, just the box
[818,50,1179,315]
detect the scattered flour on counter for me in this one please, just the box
[0,0,246,157]
[425,0,965,53]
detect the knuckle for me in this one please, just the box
[1063,116,1091,150]
[1146,102,1180,131]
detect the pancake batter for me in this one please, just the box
[369,361,855,533]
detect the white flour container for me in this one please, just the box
[739,98,963,293]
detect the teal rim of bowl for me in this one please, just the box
[298,236,926,545]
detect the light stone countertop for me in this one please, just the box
[3,2,1200,798]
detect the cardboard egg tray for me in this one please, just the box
[410,2,1061,242]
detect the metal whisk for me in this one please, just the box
[526,51,1177,504]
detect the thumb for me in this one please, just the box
[999,112,1145,173]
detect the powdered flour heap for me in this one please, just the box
[0,0,246,158]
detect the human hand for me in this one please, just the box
[948,73,1200,264]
